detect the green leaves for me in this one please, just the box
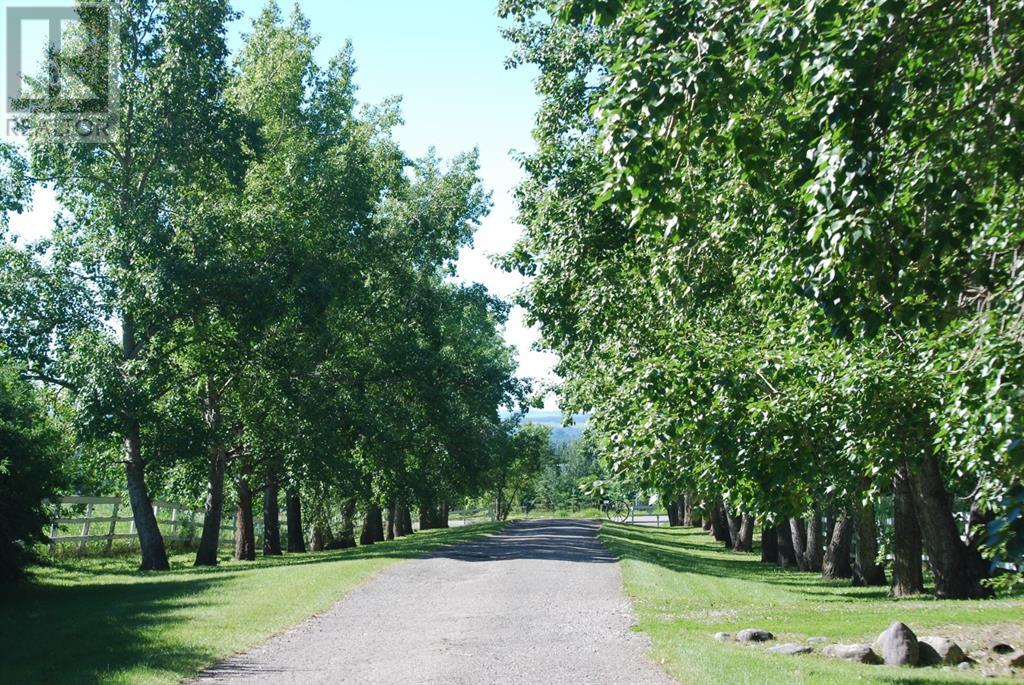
[0,358,66,580]
[505,0,1024,560]
[0,1,526,555]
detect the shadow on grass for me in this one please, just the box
[1,522,508,684]
[0,575,227,684]
[599,523,903,603]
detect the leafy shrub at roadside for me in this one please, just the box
[0,361,63,581]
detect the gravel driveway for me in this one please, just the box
[193,519,675,685]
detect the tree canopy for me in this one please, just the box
[0,0,533,576]
[501,0,1023,596]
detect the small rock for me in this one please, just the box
[822,643,882,664]
[958,661,973,670]
[768,643,813,655]
[737,628,774,642]
[1010,652,1024,668]
[713,632,732,642]
[918,636,967,666]
[807,636,831,644]
[875,621,919,666]
[992,643,1014,655]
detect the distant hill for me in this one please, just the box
[523,410,589,445]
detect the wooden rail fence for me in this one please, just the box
[47,496,235,554]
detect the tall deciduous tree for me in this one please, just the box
[2,0,237,571]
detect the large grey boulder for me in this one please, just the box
[822,643,882,664]
[768,643,813,655]
[918,636,966,666]
[875,621,919,666]
[737,628,774,643]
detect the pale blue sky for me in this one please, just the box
[7,0,559,405]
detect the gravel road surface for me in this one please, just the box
[193,518,675,685]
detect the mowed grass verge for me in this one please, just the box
[1,522,506,685]
[599,523,1024,685]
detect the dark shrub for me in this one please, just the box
[0,363,62,581]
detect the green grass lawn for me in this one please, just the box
[1,522,505,685]
[599,523,1024,685]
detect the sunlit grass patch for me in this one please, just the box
[600,523,1024,685]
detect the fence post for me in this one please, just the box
[105,502,119,554]
[170,506,179,542]
[49,500,60,555]
[78,503,94,554]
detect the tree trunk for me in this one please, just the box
[710,503,731,545]
[965,499,993,549]
[194,442,226,566]
[121,319,169,572]
[393,505,413,537]
[359,503,384,545]
[734,514,755,552]
[666,498,680,526]
[822,514,853,579]
[386,503,396,540]
[761,521,779,563]
[776,521,798,568]
[891,464,924,596]
[124,420,169,571]
[853,497,886,586]
[910,453,986,598]
[725,507,741,549]
[308,522,333,551]
[963,500,994,589]
[369,504,385,542]
[789,517,808,570]
[334,497,357,549]
[234,476,256,561]
[805,508,823,571]
[681,494,694,527]
[419,500,437,530]
[262,480,282,556]
[419,499,444,532]
[440,501,450,528]
[286,491,306,553]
